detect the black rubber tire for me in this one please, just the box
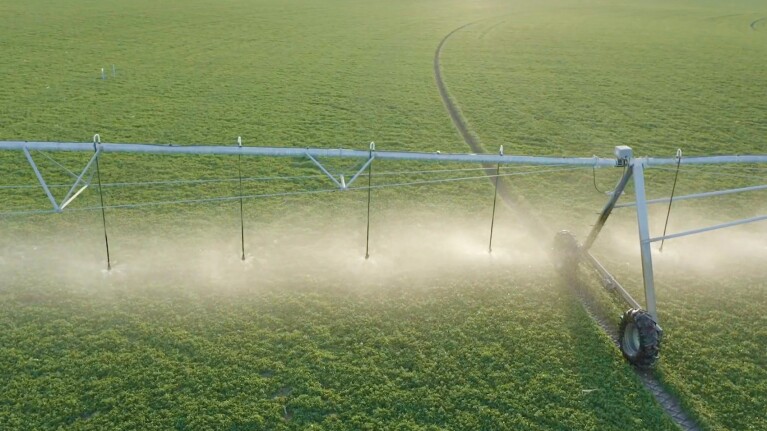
[619,308,662,368]
[553,230,580,277]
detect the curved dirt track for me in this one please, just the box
[479,19,507,40]
[433,21,547,239]
[573,281,702,431]
[433,22,702,431]
[751,17,766,30]
[433,22,482,153]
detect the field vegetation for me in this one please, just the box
[1,0,765,429]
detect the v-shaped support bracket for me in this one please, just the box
[305,142,375,190]
[22,145,101,212]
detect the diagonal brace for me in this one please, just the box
[345,155,375,189]
[36,150,79,179]
[60,148,101,209]
[615,183,767,208]
[582,166,634,251]
[23,147,61,213]
[649,214,767,243]
[306,153,343,189]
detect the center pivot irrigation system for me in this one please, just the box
[2,137,766,368]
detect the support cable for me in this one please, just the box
[659,149,682,252]
[0,165,591,217]
[35,150,78,179]
[0,164,577,190]
[0,169,472,190]
[593,158,627,195]
[93,135,111,271]
[592,166,606,194]
[684,164,767,172]
[651,166,766,181]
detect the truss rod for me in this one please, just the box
[22,147,61,212]
[646,155,767,166]
[60,149,101,208]
[306,153,343,188]
[582,250,642,310]
[582,167,633,251]
[615,184,767,208]
[648,214,767,243]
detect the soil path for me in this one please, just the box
[433,21,547,239]
[433,22,483,154]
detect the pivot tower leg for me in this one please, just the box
[632,160,658,323]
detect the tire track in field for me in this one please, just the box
[479,19,507,40]
[572,279,702,431]
[434,22,483,154]
[706,13,744,21]
[751,17,766,30]
[433,20,547,239]
[434,23,702,431]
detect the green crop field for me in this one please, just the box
[1,0,765,430]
